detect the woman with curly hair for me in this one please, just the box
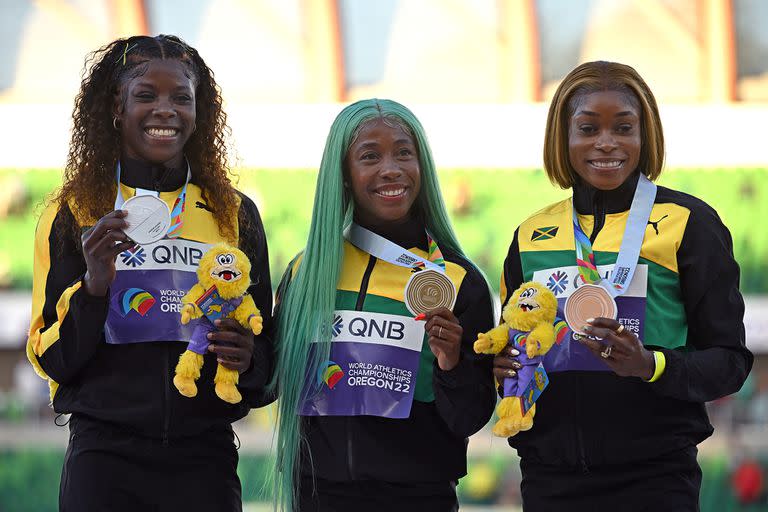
[26,35,273,511]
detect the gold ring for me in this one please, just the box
[601,346,612,358]
[615,324,624,335]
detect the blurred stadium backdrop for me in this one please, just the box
[1,1,767,510]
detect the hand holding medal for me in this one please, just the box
[576,317,655,380]
[565,174,657,369]
[81,210,136,296]
[415,308,463,371]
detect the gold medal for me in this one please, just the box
[404,270,456,316]
[564,284,617,335]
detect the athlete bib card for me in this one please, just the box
[105,238,212,344]
[299,310,424,418]
[532,263,648,372]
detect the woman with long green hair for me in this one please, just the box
[269,99,496,511]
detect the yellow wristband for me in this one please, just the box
[646,351,666,383]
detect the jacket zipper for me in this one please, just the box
[347,254,377,479]
[574,194,606,472]
[162,345,171,447]
[589,192,605,244]
[355,255,377,311]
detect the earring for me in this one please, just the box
[113,117,120,131]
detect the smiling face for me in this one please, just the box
[516,286,541,313]
[346,118,421,226]
[210,252,242,284]
[115,59,196,169]
[568,90,641,191]
[503,281,558,330]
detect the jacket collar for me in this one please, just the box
[119,156,187,192]
[572,171,641,215]
[354,214,427,252]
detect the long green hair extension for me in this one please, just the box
[269,98,488,510]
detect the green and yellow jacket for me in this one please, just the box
[26,159,274,440]
[275,220,496,483]
[501,172,752,468]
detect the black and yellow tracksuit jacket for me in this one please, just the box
[501,172,753,469]
[274,220,496,483]
[26,159,273,441]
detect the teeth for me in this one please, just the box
[146,127,178,137]
[377,188,405,197]
[591,160,622,168]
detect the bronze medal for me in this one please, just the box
[564,284,617,335]
[404,270,456,316]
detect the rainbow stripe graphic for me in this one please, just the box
[573,218,602,284]
[426,235,445,269]
[166,189,186,238]
[317,360,344,389]
[118,288,156,317]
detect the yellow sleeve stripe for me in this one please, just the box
[34,280,83,356]
[647,350,667,383]
[26,202,65,399]
[499,276,508,308]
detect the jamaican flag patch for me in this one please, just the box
[531,226,559,241]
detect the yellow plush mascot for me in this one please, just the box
[173,243,263,404]
[474,282,566,437]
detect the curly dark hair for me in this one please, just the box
[52,34,239,244]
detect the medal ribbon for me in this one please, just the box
[114,161,191,239]
[346,223,447,274]
[572,174,657,298]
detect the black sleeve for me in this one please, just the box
[501,229,524,312]
[492,228,525,398]
[649,200,753,402]
[233,194,276,407]
[243,253,298,408]
[28,205,109,385]
[432,262,496,438]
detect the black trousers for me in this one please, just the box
[298,476,459,512]
[520,445,702,512]
[60,414,242,512]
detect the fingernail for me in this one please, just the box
[208,345,215,351]
[586,318,595,323]
[207,333,213,339]
[414,313,426,321]
[510,349,520,356]
[506,369,516,377]
[214,319,221,326]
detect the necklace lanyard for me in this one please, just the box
[345,223,446,273]
[114,161,191,239]
[572,174,657,298]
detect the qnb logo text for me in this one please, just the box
[151,245,204,266]
[347,317,405,341]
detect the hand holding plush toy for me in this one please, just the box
[474,282,567,437]
[173,243,262,404]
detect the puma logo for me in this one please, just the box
[647,214,668,235]
[195,201,213,212]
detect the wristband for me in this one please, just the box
[646,350,666,383]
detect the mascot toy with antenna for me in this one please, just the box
[474,282,567,437]
[173,243,263,404]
